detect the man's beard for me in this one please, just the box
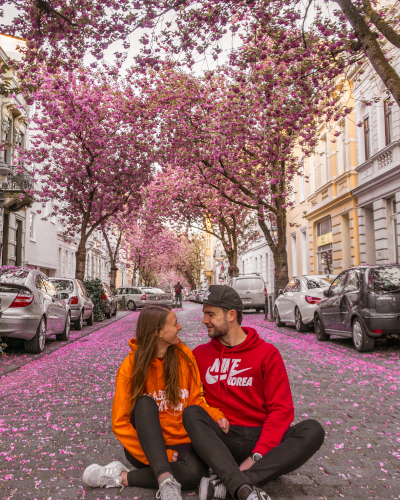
[207,316,229,338]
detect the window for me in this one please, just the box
[206,234,211,248]
[251,278,264,290]
[384,99,392,146]
[336,120,346,175]
[344,270,360,293]
[363,116,370,160]
[284,281,295,293]
[291,233,298,277]
[316,217,333,274]
[292,279,301,292]
[206,256,211,270]
[44,279,57,297]
[301,229,307,275]
[35,275,46,292]
[307,277,332,289]
[330,272,347,296]
[29,212,36,241]
[320,135,328,183]
[299,168,305,203]
[235,278,252,290]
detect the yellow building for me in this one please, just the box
[287,81,360,278]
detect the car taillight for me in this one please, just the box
[141,294,146,300]
[305,296,322,304]
[69,296,79,305]
[10,291,34,308]
[264,288,268,297]
[102,294,108,300]
[370,329,383,333]
[170,294,173,300]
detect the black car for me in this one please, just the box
[314,265,400,352]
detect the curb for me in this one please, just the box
[0,311,133,378]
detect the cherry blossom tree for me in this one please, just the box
[25,68,154,280]
[146,165,260,276]
[140,46,343,290]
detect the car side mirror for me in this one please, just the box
[279,289,283,295]
[323,289,330,297]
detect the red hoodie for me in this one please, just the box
[193,327,294,456]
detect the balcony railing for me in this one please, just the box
[6,164,34,193]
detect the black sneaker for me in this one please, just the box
[199,475,227,500]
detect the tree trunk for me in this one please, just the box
[110,265,118,290]
[335,0,400,107]
[75,238,87,281]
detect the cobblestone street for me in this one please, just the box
[1,302,399,500]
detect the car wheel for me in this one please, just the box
[256,308,262,313]
[24,317,46,354]
[105,309,112,319]
[87,311,94,326]
[295,307,307,332]
[315,316,330,341]
[112,303,117,316]
[74,311,83,331]
[57,313,71,341]
[127,300,136,311]
[352,318,375,352]
[274,307,285,327]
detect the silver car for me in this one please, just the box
[141,287,166,305]
[115,286,147,311]
[229,274,267,311]
[0,268,71,354]
[102,282,117,318]
[151,288,174,306]
[274,275,336,332]
[50,278,94,330]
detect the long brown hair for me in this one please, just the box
[131,305,195,409]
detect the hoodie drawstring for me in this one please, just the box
[218,345,225,399]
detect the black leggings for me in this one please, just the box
[125,396,208,489]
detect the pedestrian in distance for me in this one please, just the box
[182,285,326,500]
[82,304,228,500]
[174,281,184,308]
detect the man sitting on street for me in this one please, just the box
[183,285,325,500]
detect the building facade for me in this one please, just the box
[288,80,360,279]
[352,61,400,265]
[237,238,275,293]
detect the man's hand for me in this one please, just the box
[239,456,254,471]
[217,418,230,434]
[171,451,178,462]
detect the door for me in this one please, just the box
[286,279,301,321]
[36,274,55,333]
[44,279,66,332]
[341,270,362,332]
[250,278,265,306]
[319,272,348,330]
[278,281,296,319]
[77,280,91,318]
[234,278,252,306]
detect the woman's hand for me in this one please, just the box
[171,451,178,462]
[217,418,230,434]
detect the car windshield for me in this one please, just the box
[371,267,400,292]
[0,268,30,284]
[307,278,332,289]
[51,279,74,293]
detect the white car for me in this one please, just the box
[274,275,336,332]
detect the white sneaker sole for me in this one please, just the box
[82,461,127,487]
[199,477,210,500]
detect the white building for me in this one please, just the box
[352,60,400,264]
[237,239,275,293]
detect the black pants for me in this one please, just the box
[182,406,325,497]
[125,396,208,489]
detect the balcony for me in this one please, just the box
[4,164,34,212]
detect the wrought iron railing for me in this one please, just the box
[6,164,34,193]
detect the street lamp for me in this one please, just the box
[0,157,12,265]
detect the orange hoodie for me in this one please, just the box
[112,338,225,465]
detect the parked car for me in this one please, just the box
[151,288,174,306]
[50,278,94,330]
[274,275,335,332]
[141,287,166,305]
[229,274,267,311]
[189,290,198,301]
[314,265,400,352]
[102,282,117,318]
[0,268,71,354]
[115,286,147,311]
[196,289,207,302]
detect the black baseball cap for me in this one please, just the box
[203,285,244,312]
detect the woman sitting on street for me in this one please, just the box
[82,304,228,500]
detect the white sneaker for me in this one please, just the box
[156,476,183,500]
[82,460,129,489]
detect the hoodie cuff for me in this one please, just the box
[251,444,270,456]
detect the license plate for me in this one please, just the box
[242,299,251,303]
